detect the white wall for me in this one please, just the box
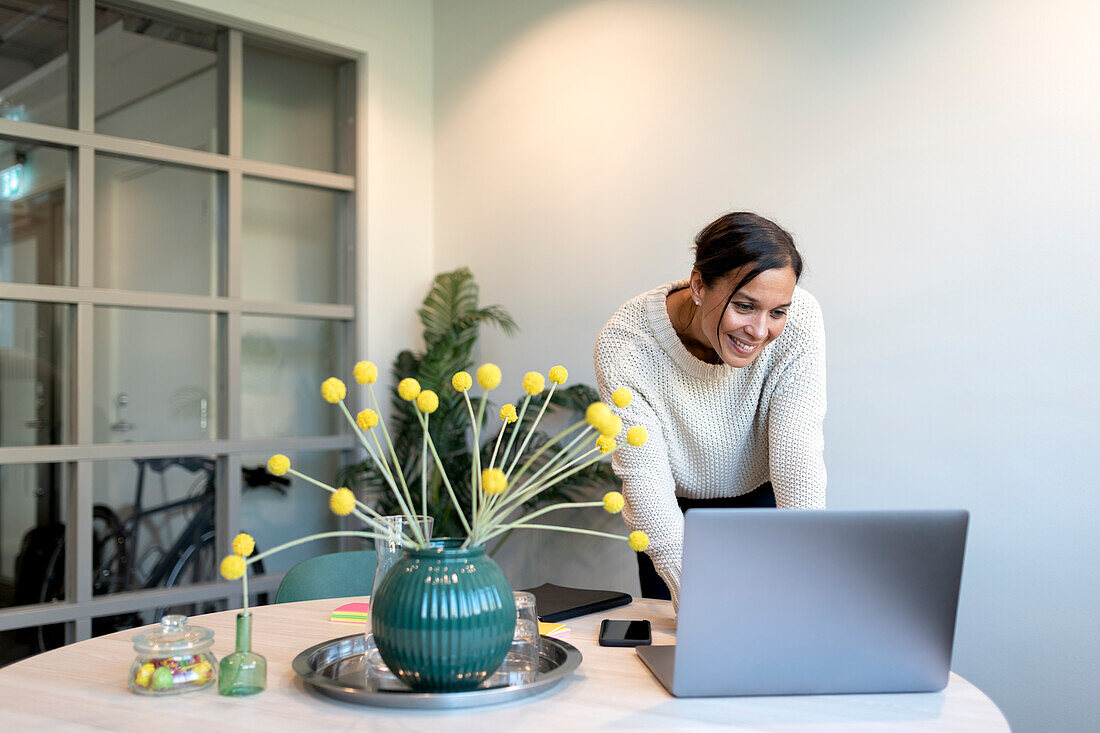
[434,1,1100,730]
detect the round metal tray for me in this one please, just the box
[292,634,582,709]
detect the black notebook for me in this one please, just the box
[520,582,632,622]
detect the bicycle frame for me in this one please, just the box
[116,458,216,590]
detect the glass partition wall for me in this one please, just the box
[0,0,360,664]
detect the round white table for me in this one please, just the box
[0,598,1008,731]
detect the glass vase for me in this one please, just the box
[218,612,266,696]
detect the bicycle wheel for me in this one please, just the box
[159,531,267,618]
[90,507,142,635]
[92,505,130,597]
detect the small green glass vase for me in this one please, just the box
[218,612,266,696]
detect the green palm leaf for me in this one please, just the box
[340,267,618,549]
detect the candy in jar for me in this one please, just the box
[129,615,217,695]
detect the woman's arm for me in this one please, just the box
[767,321,828,509]
[595,334,687,608]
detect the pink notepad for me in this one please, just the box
[329,602,370,624]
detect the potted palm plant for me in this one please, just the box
[337,267,617,550]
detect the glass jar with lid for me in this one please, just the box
[129,614,218,694]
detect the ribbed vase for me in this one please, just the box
[371,539,515,692]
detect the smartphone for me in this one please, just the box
[598,619,652,647]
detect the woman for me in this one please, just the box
[594,212,826,608]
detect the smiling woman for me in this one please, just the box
[594,212,827,608]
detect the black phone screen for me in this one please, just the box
[599,619,652,646]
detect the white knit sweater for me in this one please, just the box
[594,280,827,608]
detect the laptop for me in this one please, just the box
[636,509,969,697]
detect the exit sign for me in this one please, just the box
[1,164,22,200]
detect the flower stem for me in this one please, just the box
[483,447,603,529]
[480,523,629,544]
[489,419,507,472]
[285,467,423,543]
[498,395,530,470]
[508,418,588,486]
[505,385,557,479]
[414,410,473,537]
[367,385,421,514]
[481,430,596,529]
[502,500,603,530]
[462,390,481,529]
[420,413,429,520]
[368,428,420,538]
[338,398,425,545]
[512,426,593,497]
[245,530,415,566]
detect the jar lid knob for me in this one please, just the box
[161,614,186,631]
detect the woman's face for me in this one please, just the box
[689,265,797,367]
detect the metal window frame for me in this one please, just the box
[0,0,363,642]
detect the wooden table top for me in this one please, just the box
[0,597,1008,731]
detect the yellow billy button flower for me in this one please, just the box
[267,454,290,476]
[416,390,439,414]
[477,363,502,390]
[220,555,246,580]
[397,378,421,401]
[481,468,507,495]
[522,371,545,395]
[596,435,616,454]
[330,487,356,516]
[612,387,633,408]
[321,377,347,404]
[603,491,625,514]
[599,414,623,438]
[548,365,568,385]
[356,408,379,430]
[231,533,255,557]
[626,425,648,447]
[353,361,378,385]
[585,402,612,428]
[452,371,473,392]
[500,404,518,423]
[628,531,649,552]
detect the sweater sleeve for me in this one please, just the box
[594,329,686,608]
[766,316,828,509]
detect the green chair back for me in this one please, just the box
[274,550,378,604]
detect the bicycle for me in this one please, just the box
[17,457,287,652]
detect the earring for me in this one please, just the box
[694,299,700,305]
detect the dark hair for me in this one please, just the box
[692,212,802,348]
[694,212,802,292]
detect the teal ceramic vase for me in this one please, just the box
[371,539,515,692]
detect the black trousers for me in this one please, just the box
[636,482,776,600]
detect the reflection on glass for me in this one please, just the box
[0,462,69,663]
[242,177,341,303]
[0,2,70,128]
[90,456,276,638]
[93,307,217,443]
[0,300,71,447]
[91,456,219,599]
[0,463,69,605]
[1,140,69,286]
[240,451,342,574]
[95,155,219,295]
[94,5,218,150]
[243,43,345,172]
[240,315,340,438]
